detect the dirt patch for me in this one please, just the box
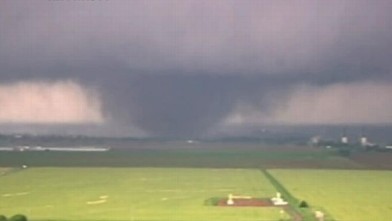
[215,198,303,221]
[217,198,274,207]
[350,152,392,169]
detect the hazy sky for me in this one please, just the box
[0,0,391,137]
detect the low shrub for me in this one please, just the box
[9,214,27,221]
[298,200,309,208]
[204,197,222,206]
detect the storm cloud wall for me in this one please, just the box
[0,1,391,137]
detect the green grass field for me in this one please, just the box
[0,168,289,221]
[1,145,391,221]
[270,169,392,221]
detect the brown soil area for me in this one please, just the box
[216,198,303,221]
[350,152,392,169]
[217,198,274,207]
[255,158,361,169]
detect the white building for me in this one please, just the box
[360,136,368,146]
[341,136,348,144]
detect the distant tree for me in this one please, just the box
[0,215,7,221]
[9,214,27,221]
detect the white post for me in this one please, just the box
[226,194,234,205]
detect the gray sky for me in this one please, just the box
[0,0,391,137]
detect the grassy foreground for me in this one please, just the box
[270,169,392,221]
[0,167,289,221]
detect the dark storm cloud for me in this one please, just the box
[99,74,289,137]
[0,0,391,137]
